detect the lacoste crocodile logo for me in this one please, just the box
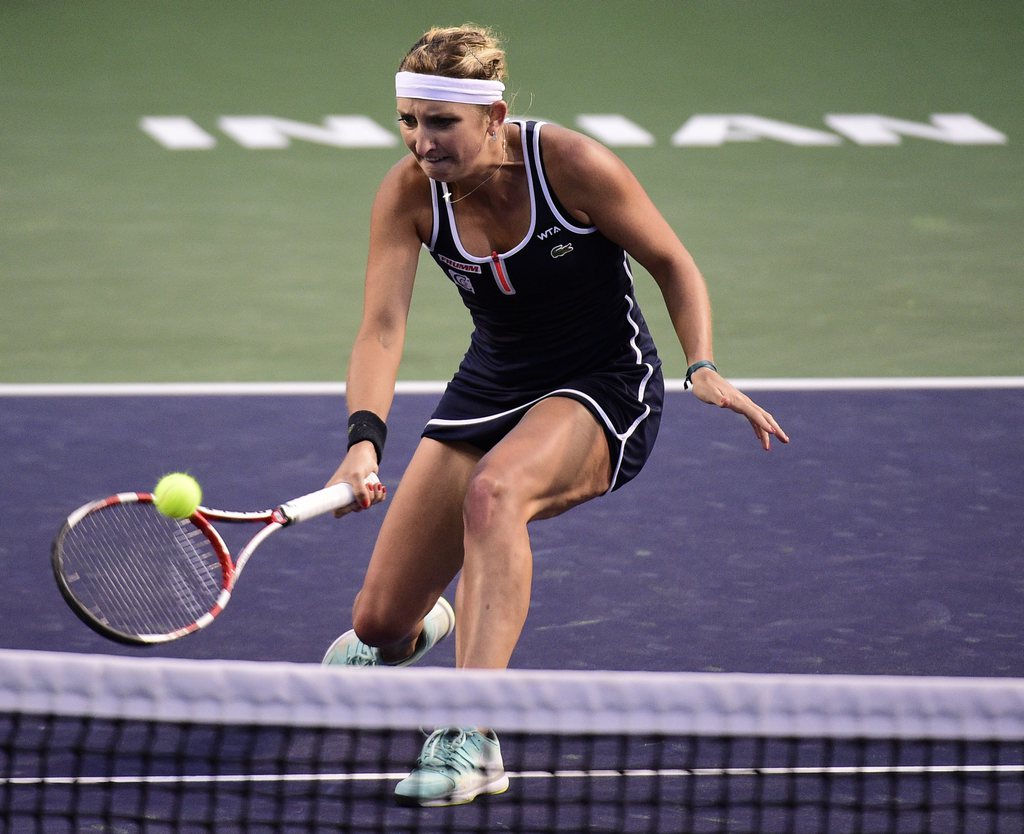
[550,243,574,258]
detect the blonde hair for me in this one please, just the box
[399,24,507,83]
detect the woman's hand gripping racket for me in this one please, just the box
[51,476,379,645]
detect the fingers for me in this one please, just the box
[748,404,789,451]
[328,447,388,517]
[692,374,789,451]
[753,421,774,451]
[764,412,789,446]
[334,478,387,517]
[761,418,788,450]
[360,478,387,509]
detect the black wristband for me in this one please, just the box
[347,410,387,463]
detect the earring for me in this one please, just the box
[489,132,497,141]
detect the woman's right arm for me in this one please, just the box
[328,161,429,508]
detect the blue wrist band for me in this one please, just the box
[684,360,718,390]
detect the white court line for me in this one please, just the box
[4,763,1023,786]
[1,377,1023,397]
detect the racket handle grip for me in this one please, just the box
[278,474,380,524]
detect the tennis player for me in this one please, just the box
[323,24,789,806]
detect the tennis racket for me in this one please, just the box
[51,476,379,645]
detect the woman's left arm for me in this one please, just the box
[543,126,789,450]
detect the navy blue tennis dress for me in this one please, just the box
[421,120,664,492]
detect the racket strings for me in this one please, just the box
[59,503,226,636]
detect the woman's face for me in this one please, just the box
[396,98,493,181]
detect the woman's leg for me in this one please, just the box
[350,437,481,661]
[456,396,612,669]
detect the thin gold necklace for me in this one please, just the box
[444,136,507,204]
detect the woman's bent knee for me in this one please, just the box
[351,593,420,648]
[462,466,521,534]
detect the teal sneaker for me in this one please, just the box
[395,727,510,807]
[321,597,455,667]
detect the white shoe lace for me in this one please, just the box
[344,641,379,666]
[417,728,475,772]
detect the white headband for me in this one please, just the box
[395,71,505,105]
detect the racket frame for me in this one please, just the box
[52,479,373,645]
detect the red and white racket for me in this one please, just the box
[51,476,378,645]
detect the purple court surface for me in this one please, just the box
[2,386,1022,677]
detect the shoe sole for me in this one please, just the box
[395,773,510,807]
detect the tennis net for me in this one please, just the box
[1,648,1022,833]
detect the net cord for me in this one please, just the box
[1,649,1022,741]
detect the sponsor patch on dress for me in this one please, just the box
[438,254,482,274]
[447,269,476,293]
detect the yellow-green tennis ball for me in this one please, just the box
[153,473,202,519]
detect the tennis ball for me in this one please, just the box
[152,472,203,519]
